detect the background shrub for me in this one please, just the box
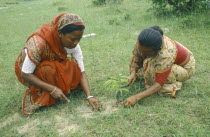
[149,0,210,13]
[92,0,123,6]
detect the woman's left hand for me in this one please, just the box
[87,98,102,111]
[123,95,138,107]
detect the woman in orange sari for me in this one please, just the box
[124,26,195,107]
[15,13,101,115]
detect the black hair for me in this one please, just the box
[150,26,163,36]
[59,24,85,34]
[138,28,163,52]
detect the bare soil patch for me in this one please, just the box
[75,99,120,118]
[54,115,79,136]
[0,113,22,128]
[17,119,40,134]
[100,99,119,115]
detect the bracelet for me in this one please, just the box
[87,96,93,99]
[50,87,57,95]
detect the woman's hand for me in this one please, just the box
[123,95,138,107]
[51,87,70,102]
[124,83,162,107]
[126,70,137,86]
[87,97,102,111]
[20,72,70,102]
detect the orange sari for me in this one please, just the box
[15,13,84,115]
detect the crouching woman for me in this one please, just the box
[15,13,101,115]
[124,26,195,107]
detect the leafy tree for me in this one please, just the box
[92,0,123,6]
[149,0,209,13]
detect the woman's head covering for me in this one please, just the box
[27,13,84,60]
[57,13,84,30]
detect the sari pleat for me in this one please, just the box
[15,58,81,115]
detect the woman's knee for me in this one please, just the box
[171,64,189,81]
[35,61,57,78]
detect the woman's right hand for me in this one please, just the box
[50,87,70,102]
[126,70,137,86]
[20,72,70,102]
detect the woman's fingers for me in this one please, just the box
[52,92,70,103]
[126,79,132,86]
[54,94,62,101]
[127,75,137,86]
[90,102,95,108]
[62,94,70,102]
[94,101,102,110]
[91,102,98,111]
[131,77,136,84]
[89,99,102,111]
[123,100,129,106]
[123,100,132,107]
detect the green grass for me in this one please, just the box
[0,0,209,136]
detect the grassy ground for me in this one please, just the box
[0,0,209,136]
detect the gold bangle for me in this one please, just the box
[50,87,57,95]
[87,96,93,99]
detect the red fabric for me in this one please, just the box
[15,59,81,106]
[155,69,171,86]
[32,59,81,106]
[174,42,188,65]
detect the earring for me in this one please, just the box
[58,31,62,38]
